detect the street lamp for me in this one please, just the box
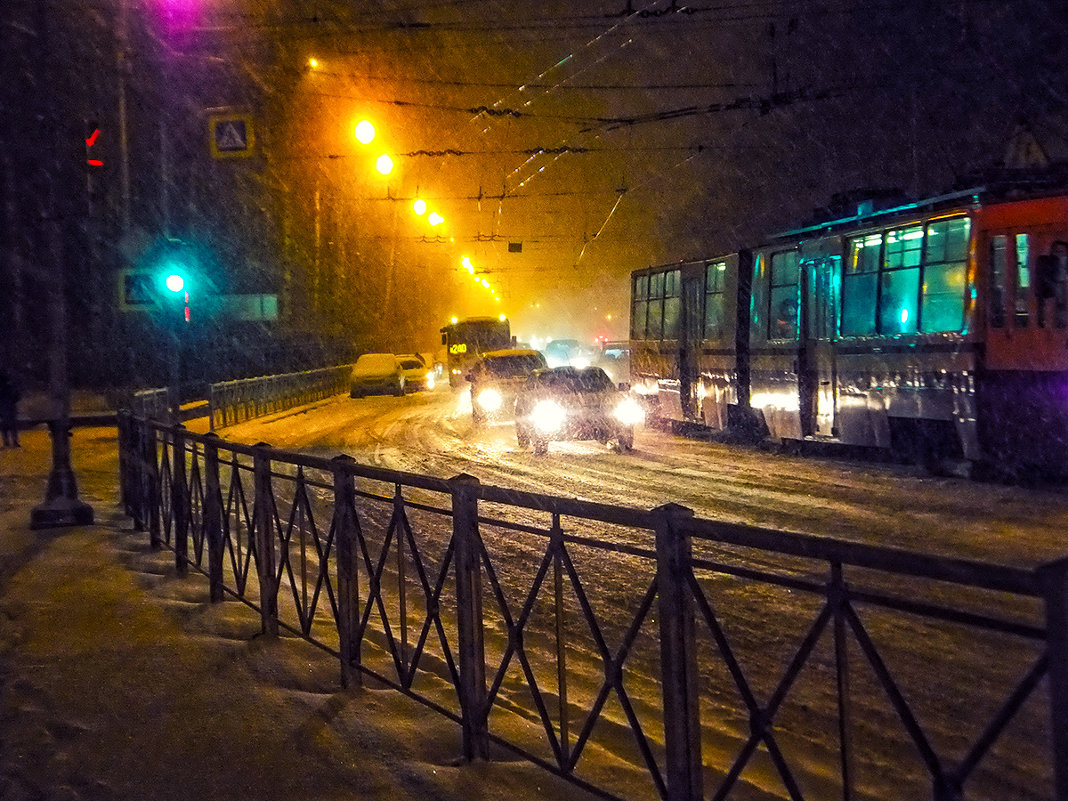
[354,119,375,144]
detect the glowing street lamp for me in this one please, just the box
[375,154,394,175]
[354,119,375,144]
[413,198,427,215]
[428,211,444,226]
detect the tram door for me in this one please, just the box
[801,256,839,437]
[679,274,704,420]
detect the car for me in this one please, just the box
[466,348,548,426]
[397,355,435,392]
[514,366,645,454]
[349,353,405,398]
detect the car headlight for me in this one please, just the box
[613,396,645,426]
[425,373,435,390]
[476,387,502,412]
[531,399,566,433]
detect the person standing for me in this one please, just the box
[0,369,21,447]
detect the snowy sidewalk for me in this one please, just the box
[0,426,593,801]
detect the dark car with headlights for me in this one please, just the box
[467,348,547,425]
[514,366,644,454]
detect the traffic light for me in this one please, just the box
[84,118,103,168]
[155,239,195,326]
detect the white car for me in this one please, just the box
[349,353,405,398]
[397,355,435,392]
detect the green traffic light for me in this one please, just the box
[165,273,185,293]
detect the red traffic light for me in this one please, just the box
[85,120,103,167]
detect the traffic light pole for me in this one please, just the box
[29,0,93,530]
[169,328,182,426]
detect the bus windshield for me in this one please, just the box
[440,317,512,386]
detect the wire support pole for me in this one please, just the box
[452,473,489,761]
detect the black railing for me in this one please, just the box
[116,412,1067,801]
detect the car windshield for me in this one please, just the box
[399,359,423,370]
[484,354,545,378]
[535,367,613,393]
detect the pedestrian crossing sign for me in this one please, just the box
[209,114,254,159]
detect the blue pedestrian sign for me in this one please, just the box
[209,114,254,159]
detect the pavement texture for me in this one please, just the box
[0,422,598,801]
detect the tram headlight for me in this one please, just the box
[475,387,503,413]
[531,399,566,433]
[613,396,645,427]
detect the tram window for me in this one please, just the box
[769,250,800,339]
[704,260,727,339]
[631,299,647,339]
[650,271,664,299]
[663,269,681,339]
[1015,234,1030,327]
[920,217,969,332]
[634,274,649,301]
[989,235,1008,328]
[879,226,922,334]
[631,274,649,339]
[843,233,880,336]
[750,253,768,340]
[648,297,663,340]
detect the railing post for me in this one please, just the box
[117,411,130,513]
[654,502,702,801]
[1039,557,1068,801]
[207,384,216,432]
[203,433,225,602]
[125,415,145,531]
[451,473,489,761]
[172,425,188,577]
[830,561,855,801]
[253,442,278,636]
[146,422,161,550]
[332,455,361,689]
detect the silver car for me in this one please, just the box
[467,348,547,426]
[514,366,645,454]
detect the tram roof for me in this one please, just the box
[770,172,1068,242]
[770,186,985,241]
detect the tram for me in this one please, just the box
[630,181,1068,477]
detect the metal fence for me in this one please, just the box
[207,365,353,429]
[129,387,170,420]
[116,412,1067,801]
